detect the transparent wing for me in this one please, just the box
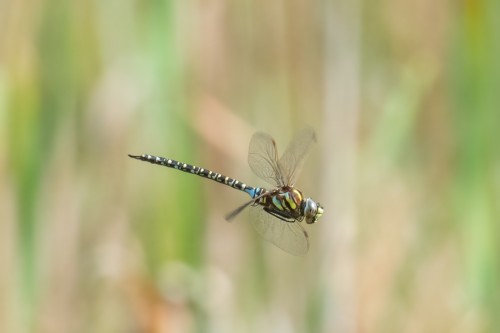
[248,132,285,187]
[278,128,317,186]
[249,207,309,255]
[225,191,270,222]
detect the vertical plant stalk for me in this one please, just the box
[321,0,361,332]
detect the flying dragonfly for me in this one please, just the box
[129,128,323,255]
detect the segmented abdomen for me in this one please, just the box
[128,154,261,197]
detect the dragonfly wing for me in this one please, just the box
[278,128,317,186]
[225,199,255,222]
[248,132,285,187]
[225,190,270,222]
[249,207,309,255]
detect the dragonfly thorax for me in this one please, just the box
[258,188,302,218]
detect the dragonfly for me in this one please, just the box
[128,128,324,255]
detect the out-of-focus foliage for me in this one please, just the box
[0,0,498,332]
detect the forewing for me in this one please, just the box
[248,132,285,186]
[278,128,317,186]
[249,207,309,255]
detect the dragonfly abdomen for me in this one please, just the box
[128,154,259,197]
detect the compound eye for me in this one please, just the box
[304,199,318,224]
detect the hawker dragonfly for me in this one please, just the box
[128,128,324,255]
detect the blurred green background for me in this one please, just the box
[1,0,499,332]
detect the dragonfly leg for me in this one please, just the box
[263,207,296,223]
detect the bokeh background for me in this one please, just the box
[1,0,499,332]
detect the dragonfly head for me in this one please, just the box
[303,198,324,224]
